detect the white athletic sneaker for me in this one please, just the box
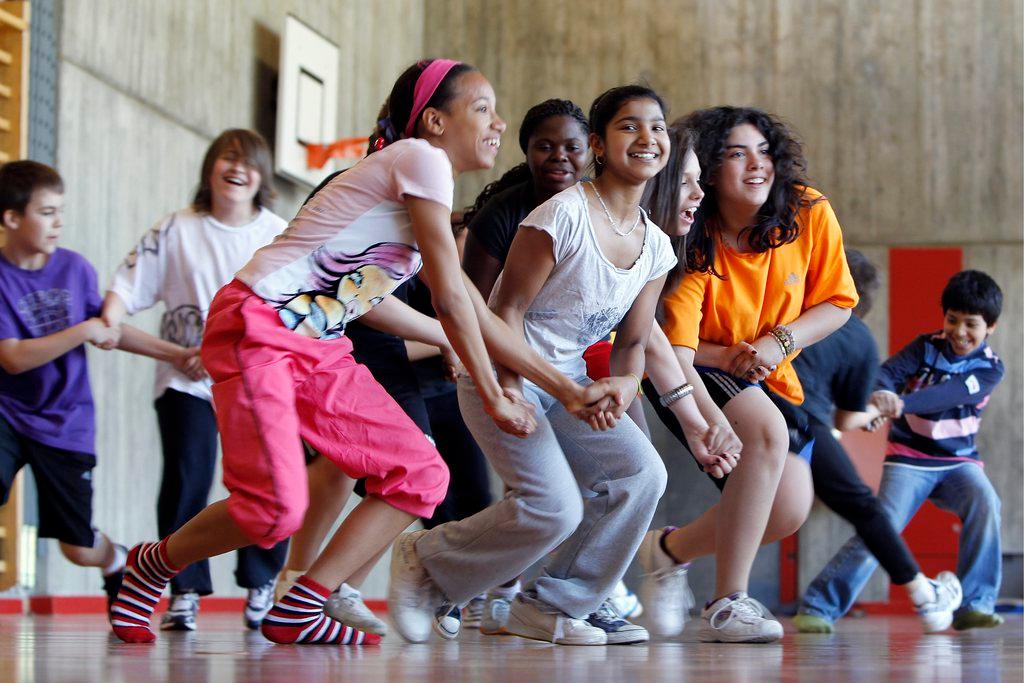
[917,571,963,633]
[586,600,649,644]
[160,592,199,631]
[388,530,445,643]
[243,581,275,630]
[326,582,389,636]
[275,569,303,602]
[698,592,784,643]
[637,528,693,637]
[608,579,644,619]
[480,585,518,635]
[505,595,607,645]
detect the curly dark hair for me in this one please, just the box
[678,106,819,277]
[461,98,588,228]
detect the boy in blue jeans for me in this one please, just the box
[799,270,1006,631]
[0,160,196,606]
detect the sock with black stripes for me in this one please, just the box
[261,575,381,645]
[109,540,179,643]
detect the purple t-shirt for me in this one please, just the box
[0,248,101,454]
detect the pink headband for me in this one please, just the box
[403,59,462,138]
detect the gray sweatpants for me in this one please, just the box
[415,374,667,619]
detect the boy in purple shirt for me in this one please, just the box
[0,161,196,605]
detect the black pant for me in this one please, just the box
[643,375,919,584]
[803,418,919,584]
[155,389,287,595]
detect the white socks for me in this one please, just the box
[905,573,937,606]
[102,542,126,576]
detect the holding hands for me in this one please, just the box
[85,317,121,350]
[685,422,743,479]
[486,386,537,439]
[172,346,207,381]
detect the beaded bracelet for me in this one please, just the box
[769,324,796,357]
[658,383,694,408]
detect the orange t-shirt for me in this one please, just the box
[661,188,858,404]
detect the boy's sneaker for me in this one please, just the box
[433,603,462,640]
[243,581,275,630]
[326,583,389,636]
[461,595,486,628]
[505,595,607,645]
[698,592,783,643]
[585,600,649,644]
[160,592,200,631]
[101,544,128,610]
[608,579,643,619]
[953,610,1005,631]
[917,572,963,633]
[793,613,834,634]
[388,530,445,643]
[636,528,693,637]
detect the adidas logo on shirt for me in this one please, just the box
[784,272,799,285]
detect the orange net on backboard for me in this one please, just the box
[305,137,367,169]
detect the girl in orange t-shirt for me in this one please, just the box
[637,107,858,644]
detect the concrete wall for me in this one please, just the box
[31,0,1021,603]
[423,0,1023,601]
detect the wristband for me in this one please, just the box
[658,383,694,408]
[627,373,643,397]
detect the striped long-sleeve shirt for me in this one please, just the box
[878,332,1004,468]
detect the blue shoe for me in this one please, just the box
[586,600,649,644]
[433,603,461,640]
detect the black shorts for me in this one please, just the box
[643,366,815,492]
[0,415,97,547]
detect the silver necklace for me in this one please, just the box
[588,181,641,237]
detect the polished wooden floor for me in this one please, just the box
[0,613,1020,682]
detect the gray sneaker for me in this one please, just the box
[698,592,783,643]
[244,581,275,630]
[480,584,519,635]
[586,600,649,644]
[326,582,389,636]
[388,530,445,643]
[505,595,607,645]
[160,592,199,631]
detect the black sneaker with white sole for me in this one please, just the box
[244,580,275,630]
[160,592,200,631]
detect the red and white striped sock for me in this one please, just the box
[109,541,178,643]
[261,575,381,645]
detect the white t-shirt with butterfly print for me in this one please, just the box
[493,182,677,380]
[235,138,455,340]
[108,206,287,401]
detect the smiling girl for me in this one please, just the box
[102,129,289,633]
[388,86,680,646]
[640,107,859,643]
[107,59,613,647]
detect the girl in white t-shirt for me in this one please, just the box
[390,86,709,646]
[103,129,288,633]
[108,59,614,647]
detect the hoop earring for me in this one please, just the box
[595,154,605,166]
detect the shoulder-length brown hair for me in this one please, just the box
[192,129,275,213]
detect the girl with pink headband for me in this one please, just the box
[108,58,616,647]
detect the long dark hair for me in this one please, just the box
[461,98,588,227]
[367,59,477,154]
[192,129,275,213]
[679,106,818,277]
[641,125,697,297]
[588,84,667,177]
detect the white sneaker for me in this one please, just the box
[480,584,519,635]
[433,603,462,640]
[586,600,649,644]
[608,579,644,619]
[698,592,784,643]
[505,595,607,645]
[637,529,693,637]
[160,592,199,631]
[326,582,389,636]
[388,530,445,643]
[243,581,275,630]
[275,569,303,602]
[917,571,963,633]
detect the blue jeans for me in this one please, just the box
[800,462,1002,621]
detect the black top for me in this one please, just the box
[466,181,540,263]
[791,314,879,428]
